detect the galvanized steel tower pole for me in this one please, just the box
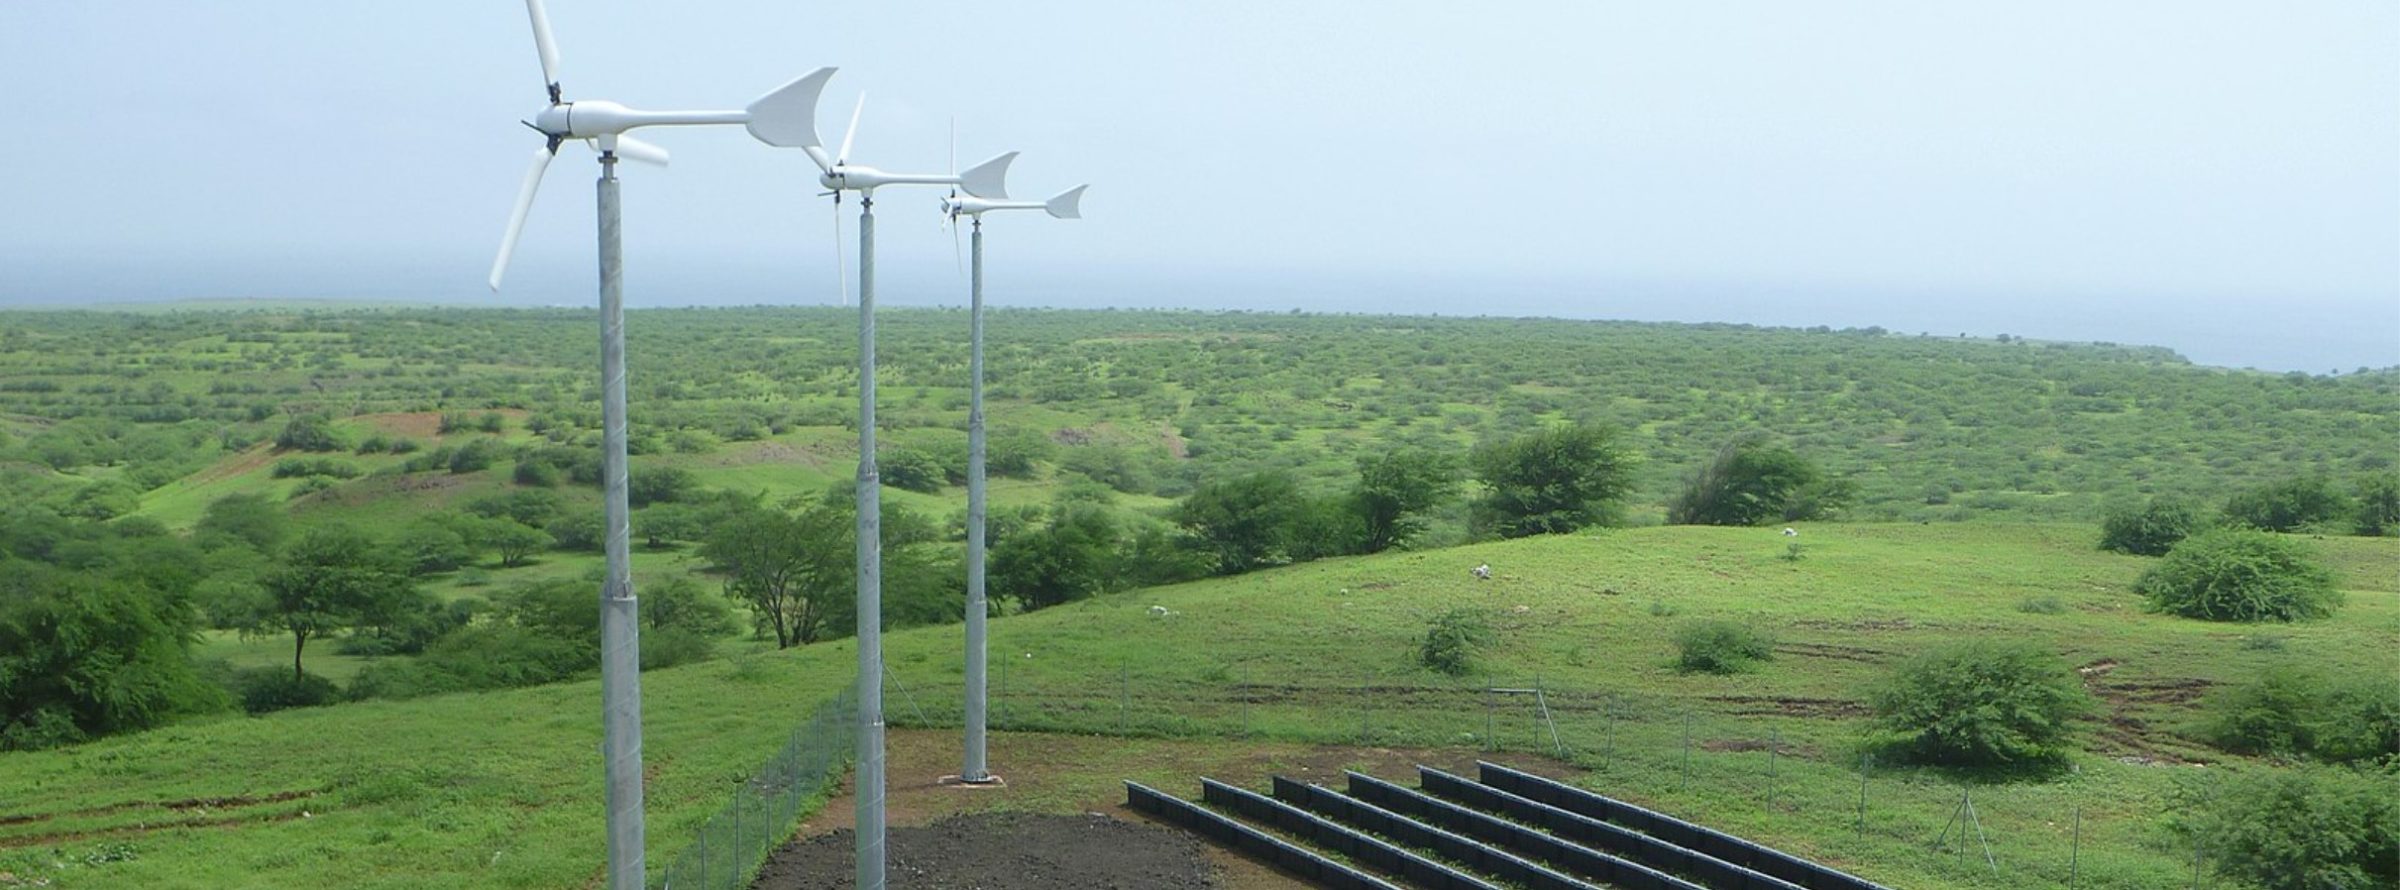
[852,192,888,890]
[595,152,647,890]
[961,216,992,783]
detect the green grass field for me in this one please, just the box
[2,522,2389,888]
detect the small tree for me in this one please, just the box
[991,502,1119,611]
[1174,471,1302,575]
[257,525,414,680]
[628,465,697,508]
[1352,449,1458,553]
[2098,495,2204,556]
[274,414,345,453]
[477,517,549,568]
[2137,529,2340,622]
[1668,437,1849,526]
[1870,640,2091,767]
[1469,423,1637,538]
[2353,472,2400,537]
[194,492,292,554]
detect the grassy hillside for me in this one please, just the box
[2,523,2389,888]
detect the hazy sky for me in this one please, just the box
[3,1,2394,371]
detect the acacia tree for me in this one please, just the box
[700,505,825,648]
[1352,449,1457,553]
[256,525,414,680]
[1469,423,1637,538]
[1668,436,1850,526]
[991,503,1118,611]
[1174,471,1302,574]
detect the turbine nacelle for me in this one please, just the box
[822,152,1015,198]
[941,185,1087,220]
[528,101,746,141]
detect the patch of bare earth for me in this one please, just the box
[771,728,1572,890]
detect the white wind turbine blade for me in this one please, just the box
[837,93,865,165]
[490,145,557,290]
[523,0,562,96]
[612,135,671,166]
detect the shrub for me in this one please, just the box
[1673,619,1774,674]
[2205,666,2400,764]
[2137,529,2340,622]
[232,667,339,714]
[271,457,361,479]
[1420,608,1492,676]
[2222,477,2351,532]
[1870,640,2091,767]
[274,415,344,453]
[2097,495,2203,556]
[2015,596,2066,615]
[2169,765,2399,890]
[546,513,605,553]
[639,627,716,670]
[511,459,560,487]
[879,449,946,493]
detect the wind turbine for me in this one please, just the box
[483,3,828,887]
[939,180,1085,789]
[760,70,1014,890]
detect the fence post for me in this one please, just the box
[1857,753,1870,838]
[1767,727,1779,810]
[1238,664,1250,738]
[1483,686,1495,752]
[1603,694,1616,771]
[1680,713,1692,792]
[1359,672,1372,745]
[2069,804,2081,889]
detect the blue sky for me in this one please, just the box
[2,1,2393,371]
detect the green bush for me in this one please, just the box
[274,415,345,453]
[2222,477,2351,532]
[232,667,339,715]
[1668,436,1851,526]
[879,449,947,493]
[1419,608,1492,676]
[2206,666,2400,764]
[2015,596,2066,615]
[2170,765,2399,890]
[2136,529,2341,622]
[2097,495,2203,556]
[1870,640,2092,767]
[1673,619,1774,674]
[271,457,361,480]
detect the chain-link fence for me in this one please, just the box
[654,687,855,890]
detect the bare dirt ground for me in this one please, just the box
[759,728,1573,889]
[754,812,1217,890]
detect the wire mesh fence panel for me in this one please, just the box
[654,688,856,890]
